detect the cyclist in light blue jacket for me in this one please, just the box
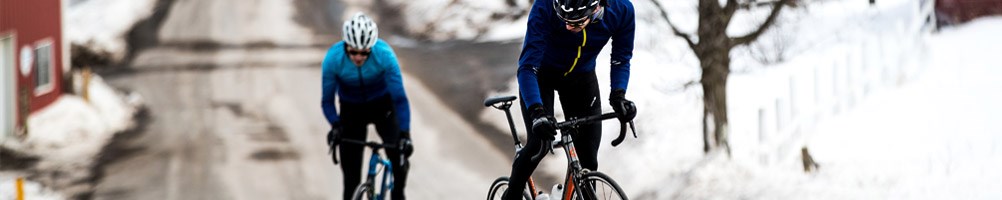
[321,12,413,200]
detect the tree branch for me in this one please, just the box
[724,0,739,16]
[650,0,696,49]
[729,0,791,48]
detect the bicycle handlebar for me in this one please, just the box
[332,139,403,166]
[341,139,398,150]
[483,95,638,149]
[555,112,637,147]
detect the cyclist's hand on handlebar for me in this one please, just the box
[399,131,414,158]
[328,122,343,164]
[609,89,637,123]
[529,104,557,142]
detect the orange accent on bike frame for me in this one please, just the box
[565,176,575,199]
[564,146,579,199]
[528,177,538,197]
[568,146,578,159]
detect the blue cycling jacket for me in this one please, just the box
[321,39,411,131]
[517,0,635,107]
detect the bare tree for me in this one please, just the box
[650,0,793,155]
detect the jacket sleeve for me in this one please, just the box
[379,42,411,132]
[517,0,552,108]
[321,45,341,125]
[609,1,635,92]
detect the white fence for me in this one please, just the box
[726,0,935,165]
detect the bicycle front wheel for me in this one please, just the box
[571,172,628,200]
[487,176,533,200]
[351,182,374,200]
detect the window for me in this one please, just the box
[33,43,53,95]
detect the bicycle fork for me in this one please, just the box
[366,153,394,200]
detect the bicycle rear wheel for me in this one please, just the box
[570,172,628,200]
[351,182,374,200]
[487,176,533,200]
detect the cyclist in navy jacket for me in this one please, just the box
[505,0,637,199]
[322,12,413,200]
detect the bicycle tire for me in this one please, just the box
[487,176,533,200]
[570,172,628,200]
[351,182,374,200]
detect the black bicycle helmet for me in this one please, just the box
[553,0,601,22]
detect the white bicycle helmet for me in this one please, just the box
[342,12,379,49]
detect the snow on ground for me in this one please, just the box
[0,74,140,200]
[609,6,1002,200]
[19,75,140,159]
[66,0,158,62]
[802,17,1002,199]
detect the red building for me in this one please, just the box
[937,0,1002,25]
[1,0,68,136]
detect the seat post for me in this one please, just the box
[501,102,521,148]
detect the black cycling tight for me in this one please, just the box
[504,70,602,200]
[336,95,409,200]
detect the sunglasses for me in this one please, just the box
[564,16,590,28]
[346,48,371,56]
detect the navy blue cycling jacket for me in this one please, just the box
[518,0,635,107]
[321,39,411,131]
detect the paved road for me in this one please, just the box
[90,0,517,199]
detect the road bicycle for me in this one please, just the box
[338,139,400,200]
[484,95,635,200]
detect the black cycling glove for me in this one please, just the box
[328,122,342,164]
[529,104,557,142]
[399,131,413,158]
[609,89,637,123]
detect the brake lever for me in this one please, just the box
[611,121,627,147]
[331,145,340,165]
[629,121,637,138]
[530,142,553,161]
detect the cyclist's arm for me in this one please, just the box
[517,0,553,107]
[321,43,343,125]
[609,1,635,92]
[376,40,411,131]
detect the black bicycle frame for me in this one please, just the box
[485,95,635,199]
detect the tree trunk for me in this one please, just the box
[652,0,790,155]
[700,49,732,154]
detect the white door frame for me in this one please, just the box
[1,34,14,139]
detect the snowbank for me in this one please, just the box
[66,0,158,62]
[0,73,141,199]
[21,74,139,159]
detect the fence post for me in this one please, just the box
[82,66,91,103]
[16,177,25,200]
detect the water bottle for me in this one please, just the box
[551,184,564,200]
